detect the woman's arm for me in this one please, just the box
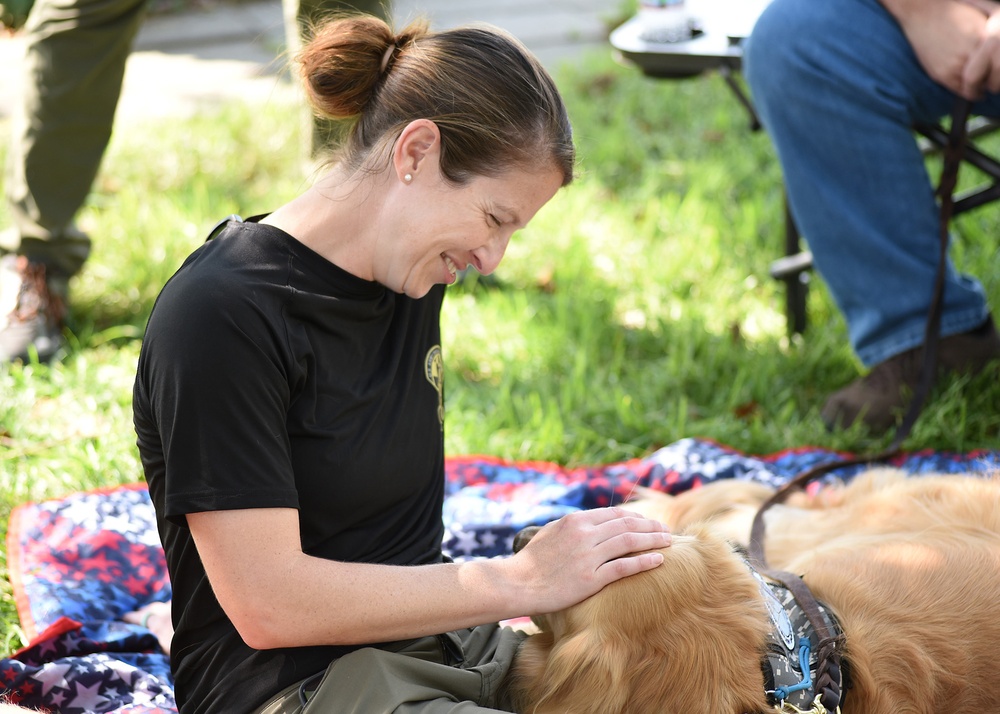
[187,506,671,650]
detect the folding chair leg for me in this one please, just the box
[767,194,812,335]
[783,205,809,335]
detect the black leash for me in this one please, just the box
[746,97,972,714]
[889,97,971,452]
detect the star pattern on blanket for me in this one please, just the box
[1,619,174,713]
[3,438,998,713]
[12,484,171,640]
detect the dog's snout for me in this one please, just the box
[513,525,541,553]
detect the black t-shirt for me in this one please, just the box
[133,218,447,713]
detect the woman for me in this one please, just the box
[133,14,671,713]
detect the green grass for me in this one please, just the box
[2,50,998,654]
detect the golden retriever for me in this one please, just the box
[506,469,1000,713]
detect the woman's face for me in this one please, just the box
[376,163,564,298]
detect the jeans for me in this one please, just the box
[744,0,998,367]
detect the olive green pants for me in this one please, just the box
[282,0,389,160]
[256,624,526,714]
[2,0,148,276]
[3,0,388,277]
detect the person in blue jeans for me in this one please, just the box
[744,0,1000,432]
[0,0,387,363]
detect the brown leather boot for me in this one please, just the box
[0,254,67,363]
[821,317,1000,432]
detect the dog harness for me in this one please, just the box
[746,563,846,714]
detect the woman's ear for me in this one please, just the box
[393,119,441,184]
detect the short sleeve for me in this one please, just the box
[135,262,300,524]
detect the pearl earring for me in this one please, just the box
[404,173,413,183]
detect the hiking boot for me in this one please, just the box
[0,254,67,363]
[821,317,1000,432]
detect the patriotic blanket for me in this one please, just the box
[3,437,998,712]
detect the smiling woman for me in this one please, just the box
[131,11,672,714]
[258,15,576,299]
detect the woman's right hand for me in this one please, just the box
[500,507,671,616]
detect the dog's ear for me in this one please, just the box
[510,532,776,713]
[623,487,676,524]
[508,627,634,714]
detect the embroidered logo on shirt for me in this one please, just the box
[425,345,444,429]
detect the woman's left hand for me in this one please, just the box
[124,600,173,654]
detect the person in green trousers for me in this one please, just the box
[0,0,388,363]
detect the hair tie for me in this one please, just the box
[380,43,397,74]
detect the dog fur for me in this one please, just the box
[506,469,1000,713]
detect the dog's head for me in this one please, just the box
[507,525,772,714]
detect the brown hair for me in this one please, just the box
[296,14,575,186]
